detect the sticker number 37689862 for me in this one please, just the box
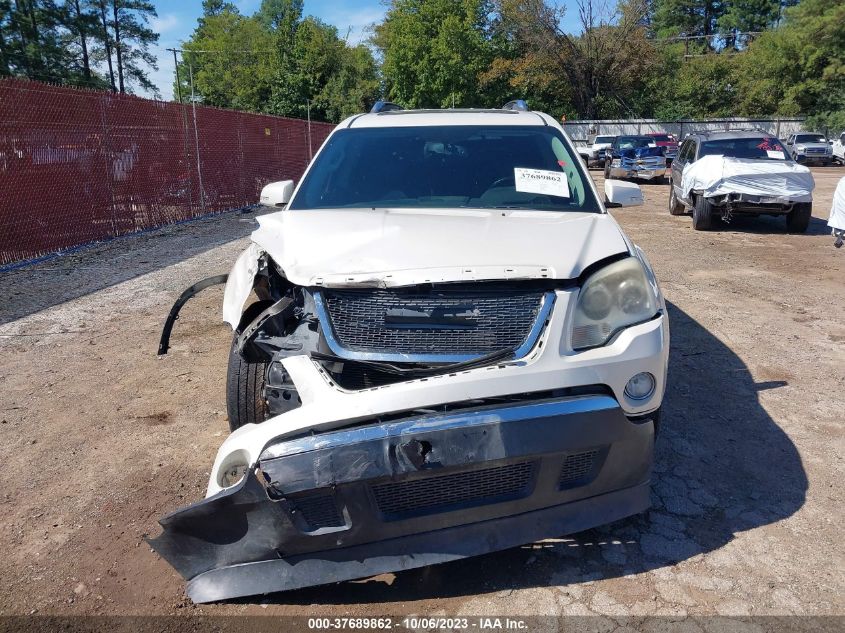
[514,167,570,198]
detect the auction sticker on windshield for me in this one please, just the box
[514,167,570,198]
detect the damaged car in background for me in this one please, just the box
[151,101,669,603]
[604,135,668,183]
[669,130,816,231]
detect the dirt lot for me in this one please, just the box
[1,167,843,623]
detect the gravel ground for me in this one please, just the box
[0,167,843,625]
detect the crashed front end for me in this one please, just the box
[608,146,668,180]
[150,242,668,603]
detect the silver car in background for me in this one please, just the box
[785,132,833,165]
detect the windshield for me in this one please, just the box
[616,136,655,150]
[595,136,614,144]
[650,134,673,142]
[289,125,600,212]
[794,134,825,143]
[700,137,788,160]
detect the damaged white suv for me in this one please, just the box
[151,101,669,603]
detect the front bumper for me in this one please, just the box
[795,153,831,164]
[149,395,654,602]
[608,165,668,180]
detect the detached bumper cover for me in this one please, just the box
[149,395,653,602]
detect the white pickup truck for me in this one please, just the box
[833,131,845,165]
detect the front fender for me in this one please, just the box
[222,243,266,328]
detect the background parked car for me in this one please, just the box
[646,132,679,165]
[785,132,834,165]
[604,135,667,182]
[832,131,845,165]
[669,130,815,232]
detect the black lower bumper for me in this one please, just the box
[149,395,654,602]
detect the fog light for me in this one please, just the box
[625,372,655,400]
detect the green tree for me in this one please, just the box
[108,0,159,96]
[178,7,275,111]
[495,0,658,119]
[373,0,499,108]
[733,0,845,120]
[269,16,343,118]
[651,0,724,51]
[317,43,380,121]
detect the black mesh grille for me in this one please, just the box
[372,462,534,519]
[321,288,545,356]
[291,493,343,529]
[558,451,598,488]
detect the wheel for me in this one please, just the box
[786,202,812,233]
[669,181,685,215]
[603,160,611,179]
[692,195,714,230]
[226,336,270,431]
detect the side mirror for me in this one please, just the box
[259,180,295,207]
[604,179,643,208]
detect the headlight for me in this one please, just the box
[571,258,659,350]
[611,159,621,167]
[796,145,805,152]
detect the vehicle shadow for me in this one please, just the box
[711,213,830,236]
[0,209,258,326]
[263,300,807,605]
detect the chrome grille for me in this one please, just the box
[372,462,534,519]
[317,288,548,359]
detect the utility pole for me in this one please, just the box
[306,99,313,161]
[168,48,183,104]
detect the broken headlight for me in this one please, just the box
[571,257,658,350]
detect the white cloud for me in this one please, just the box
[150,13,180,34]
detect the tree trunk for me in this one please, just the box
[12,0,33,77]
[97,1,116,91]
[111,0,123,93]
[0,26,10,76]
[72,0,91,80]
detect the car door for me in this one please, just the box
[673,139,697,204]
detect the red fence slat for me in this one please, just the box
[0,78,333,266]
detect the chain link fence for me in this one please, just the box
[0,78,333,267]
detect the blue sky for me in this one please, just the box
[146,0,582,100]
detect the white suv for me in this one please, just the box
[151,101,670,603]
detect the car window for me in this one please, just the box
[290,125,601,213]
[680,139,696,162]
[651,134,671,142]
[840,133,845,144]
[699,137,787,160]
[595,136,614,144]
[615,136,654,150]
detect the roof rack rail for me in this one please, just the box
[371,100,403,113]
[502,99,529,111]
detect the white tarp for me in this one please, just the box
[829,176,845,231]
[681,155,815,203]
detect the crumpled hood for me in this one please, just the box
[619,146,664,159]
[250,208,630,287]
[681,155,815,202]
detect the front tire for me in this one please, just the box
[692,195,714,230]
[669,182,685,215]
[226,336,270,431]
[786,202,812,233]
